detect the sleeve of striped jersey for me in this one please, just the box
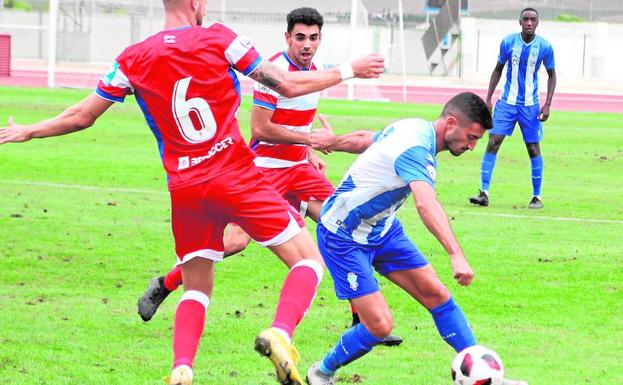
[224,34,263,76]
[372,124,395,143]
[253,82,278,110]
[95,61,132,103]
[543,43,555,70]
[496,37,509,65]
[372,130,384,142]
[394,146,435,187]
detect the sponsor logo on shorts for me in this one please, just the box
[177,136,235,170]
[347,272,359,291]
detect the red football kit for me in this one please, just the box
[249,51,334,216]
[96,24,302,263]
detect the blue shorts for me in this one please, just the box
[491,100,543,143]
[317,220,429,300]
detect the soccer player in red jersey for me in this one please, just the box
[138,6,404,347]
[0,1,384,384]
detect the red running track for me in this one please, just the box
[2,69,622,114]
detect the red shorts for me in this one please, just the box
[170,164,304,264]
[258,163,335,217]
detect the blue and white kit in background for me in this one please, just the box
[493,33,555,141]
[317,118,437,300]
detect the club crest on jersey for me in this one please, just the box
[347,272,359,291]
[426,164,437,181]
[178,156,190,170]
[164,35,176,44]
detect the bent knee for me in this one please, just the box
[422,284,451,309]
[365,314,394,339]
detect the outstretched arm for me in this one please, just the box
[539,68,557,122]
[311,120,375,154]
[409,180,473,286]
[247,54,384,98]
[0,93,114,145]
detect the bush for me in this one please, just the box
[5,0,33,11]
[555,13,584,22]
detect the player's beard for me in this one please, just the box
[447,139,468,156]
[449,147,466,156]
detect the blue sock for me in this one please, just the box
[320,323,385,374]
[430,297,476,352]
[530,155,543,196]
[480,152,497,192]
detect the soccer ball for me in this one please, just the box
[451,345,504,385]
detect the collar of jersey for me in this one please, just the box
[519,32,538,46]
[164,25,194,32]
[281,51,312,71]
[429,121,437,155]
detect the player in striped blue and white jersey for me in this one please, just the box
[470,7,556,209]
[307,92,527,385]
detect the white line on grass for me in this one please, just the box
[452,210,623,225]
[2,179,622,225]
[0,179,166,196]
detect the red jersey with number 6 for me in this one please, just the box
[96,23,263,191]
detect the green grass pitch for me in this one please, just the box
[0,86,622,384]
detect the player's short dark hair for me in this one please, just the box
[520,7,539,18]
[441,92,493,130]
[287,7,324,33]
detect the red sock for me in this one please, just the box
[351,303,357,315]
[164,265,183,291]
[172,290,209,369]
[271,260,322,338]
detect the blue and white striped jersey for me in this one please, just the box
[319,118,437,245]
[498,33,555,106]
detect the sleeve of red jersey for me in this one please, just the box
[95,61,133,103]
[216,23,263,76]
[252,82,278,111]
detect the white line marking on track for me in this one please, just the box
[3,179,622,224]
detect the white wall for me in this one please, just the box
[461,17,623,80]
[1,9,623,80]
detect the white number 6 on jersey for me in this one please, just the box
[172,77,217,143]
